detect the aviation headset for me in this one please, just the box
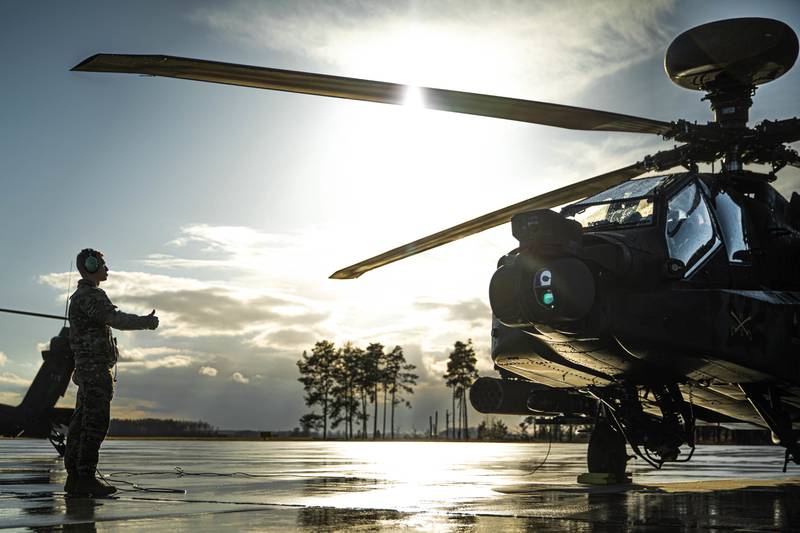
[82,249,102,273]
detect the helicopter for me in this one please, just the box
[0,309,74,456]
[71,17,799,476]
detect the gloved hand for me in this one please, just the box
[145,309,159,330]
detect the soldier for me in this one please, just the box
[64,248,159,496]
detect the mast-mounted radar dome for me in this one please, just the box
[665,17,798,92]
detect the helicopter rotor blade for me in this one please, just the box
[330,162,648,279]
[73,54,673,135]
[0,308,66,321]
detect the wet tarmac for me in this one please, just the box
[0,439,798,531]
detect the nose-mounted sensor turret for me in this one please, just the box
[489,210,595,327]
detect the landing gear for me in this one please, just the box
[587,383,695,469]
[48,428,66,457]
[587,419,628,480]
[740,384,800,472]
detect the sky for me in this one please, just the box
[1,0,799,432]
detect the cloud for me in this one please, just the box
[116,346,196,371]
[111,398,164,420]
[415,298,490,324]
[149,355,193,369]
[126,289,282,332]
[0,391,21,405]
[118,346,184,362]
[192,0,677,101]
[130,287,328,338]
[37,222,503,431]
[0,372,30,388]
[120,355,194,370]
[39,270,211,299]
[199,366,218,377]
[145,225,298,273]
[39,269,330,340]
[250,328,319,350]
[231,372,250,384]
[0,352,6,366]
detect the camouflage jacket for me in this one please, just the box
[68,278,155,367]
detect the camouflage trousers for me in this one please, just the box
[64,362,114,477]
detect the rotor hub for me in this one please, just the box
[665,18,798,130]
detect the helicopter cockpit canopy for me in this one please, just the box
[712,190,752,264]
[665,180,720,275]
[562,175,672,229]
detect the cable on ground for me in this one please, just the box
[96,468,186,494]
[525,429,553,476]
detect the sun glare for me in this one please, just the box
[402,86,425,109]
[244,21,539,320]
[298,442,513,511]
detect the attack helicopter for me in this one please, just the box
[72,17,799,475]
[0,309,74,455]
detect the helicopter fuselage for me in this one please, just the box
[478,170,800,464]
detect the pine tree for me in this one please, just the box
[297,340,338,439]
[331,342,363,439]
[365,343,385,439]
[299,413,322,436]
[385,345,418,439]
[443,339,479,440]
[353,346,372,438]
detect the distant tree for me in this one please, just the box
[380,346,396,439]
[299,413,323,436]
[330,343,363,439]
[477,417,509,440]
[385,345,417,439]
[443,340,479,440]
[477,420,487,439]
[519,416,536,440]
[109,418,217,437]
[297,340,338,439]
[381,356,390,440]
[352,346,370,438]
[365,343,385,439]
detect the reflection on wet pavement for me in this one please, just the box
[0,439,798,531]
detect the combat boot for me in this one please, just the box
[63,471,78,493]
[70,475,117,497]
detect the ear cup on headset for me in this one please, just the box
[84,255,99,273]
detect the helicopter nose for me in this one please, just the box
[489,254,595,327]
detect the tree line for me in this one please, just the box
[298,338,482,440]
[109,418,217,437]
[297,341,418,439]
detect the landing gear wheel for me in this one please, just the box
[587,420,627,479]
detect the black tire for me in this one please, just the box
[587,420,627,478]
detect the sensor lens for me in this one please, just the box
[533,268,556,309]
[537,270,552,287]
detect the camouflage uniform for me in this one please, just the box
[65,278,156,477]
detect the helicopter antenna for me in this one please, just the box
[63,261,73,327]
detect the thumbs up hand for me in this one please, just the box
[146,309,159,330]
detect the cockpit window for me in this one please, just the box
[713,191,751,263]
[568,198,654,228]
[665,182,716,270]
[563,175,668,229]
[572,175,670,205]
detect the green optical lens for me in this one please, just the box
[542,291,554,306]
